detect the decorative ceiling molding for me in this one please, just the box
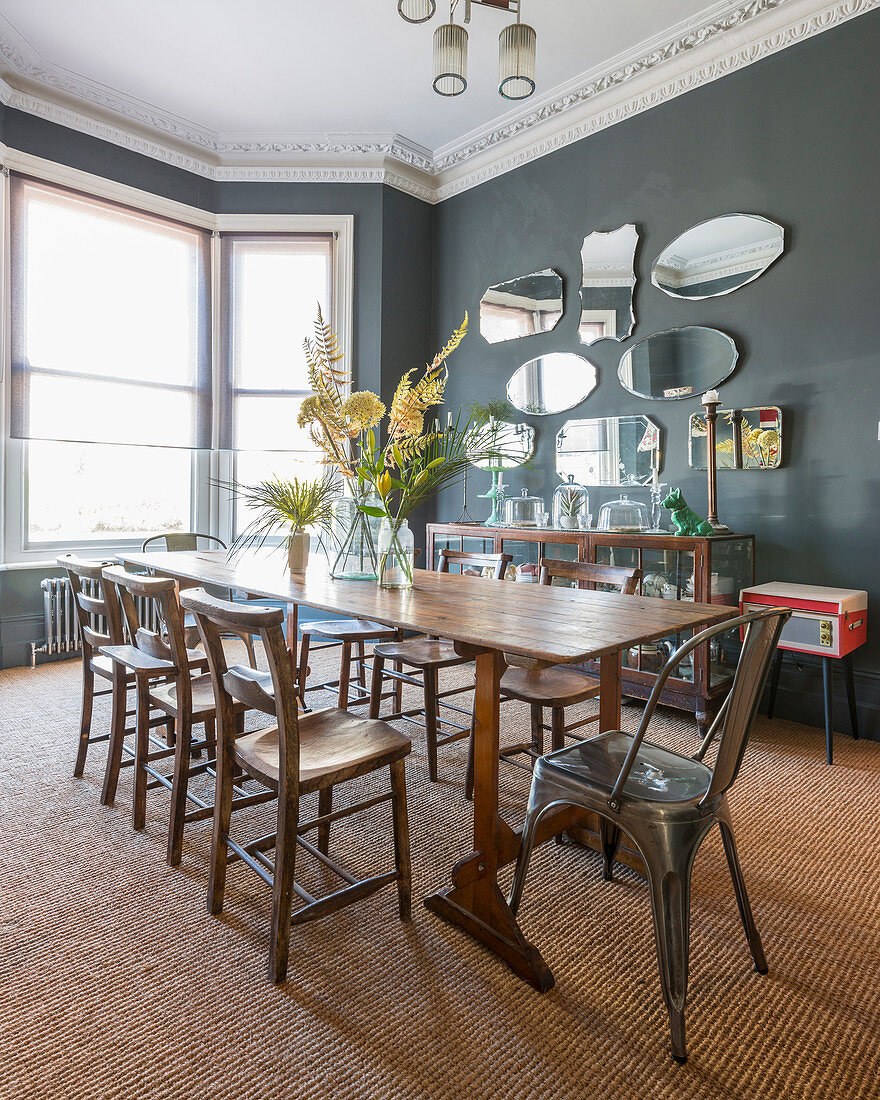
[0,0,875,203]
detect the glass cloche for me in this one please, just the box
[596,493,650,532]
[503,488,545,527]
[552,474,589,530]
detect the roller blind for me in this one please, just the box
[9,175,212,449]
[218,233,335,451]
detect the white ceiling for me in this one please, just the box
[0,0,755,151]
[0,0,859,198]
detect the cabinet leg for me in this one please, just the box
[843,654,859,740]
[767,649,784,718]
[822,657,833,766]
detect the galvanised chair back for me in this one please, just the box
[58,554,130,801]
[508,606,791,1063]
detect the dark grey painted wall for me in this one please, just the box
[0,112,434,666]
[431,11,880,736]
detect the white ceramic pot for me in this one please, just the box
[287,531,310,574]
[559,516,579,530]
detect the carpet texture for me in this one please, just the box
[0,647,878,1100]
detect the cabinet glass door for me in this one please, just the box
[707,538,754,687]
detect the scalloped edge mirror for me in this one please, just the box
[507,353,598,416]
[557,415,661,486]
[579,223,638,345]
[652,213,784,301]
[618,326,739,401]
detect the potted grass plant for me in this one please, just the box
[227,474,338,574]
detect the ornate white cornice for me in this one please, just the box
[0,0,875,203]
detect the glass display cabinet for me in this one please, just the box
[426,522,755,732]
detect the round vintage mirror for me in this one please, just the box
[507,353,597,415]
[467,420,535,470]
[652,213,784,300]
[618,327,738,400]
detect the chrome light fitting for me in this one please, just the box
[400,0,536,100]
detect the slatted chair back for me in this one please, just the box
[180,588,297,779]
[100,566,193,712]
[57,554,122,657]
[439,548,512,580]
[538,558,641,594]
[141,532,228,553]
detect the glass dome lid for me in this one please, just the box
[596,493,649,532]
[503,488,545,527]
[553,474,589,528]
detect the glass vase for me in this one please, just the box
[329,491,381,580]
[377,518,415,590]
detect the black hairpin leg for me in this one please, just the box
[843,654,859,740]
[822,657,834,766]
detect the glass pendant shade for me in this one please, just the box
[398,0,436,23]
[499,21,536,99]
[433,23,468,96]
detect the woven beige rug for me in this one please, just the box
[0,648,878,1100]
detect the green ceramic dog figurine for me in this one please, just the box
[661,488,716,537]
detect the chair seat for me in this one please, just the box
[90,654,135,682]
[501,665,600,707]
[149,673,224,720]
[233,707,411,793]
[539,731,713,805]
[372,637,467,669]
[300,618,398,643]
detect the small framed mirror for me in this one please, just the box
[468,420,535,470]
[652,213,784,300]
[689,406,782,469]
[579,223,637,345]
[479,268,563,344]
[618,326,738,400]
[507,353,598,415]
[556,415,661,486]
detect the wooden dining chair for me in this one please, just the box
[369,549,512,783]
[142,532,257,668]
[58,554,136,804]
[508,607,790,1062]
[100,565,271,866]
[181,587,412,984]
[465,559,641,799]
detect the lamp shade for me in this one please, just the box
[498,21,536,99]
[398,0,436,23]
[433,22,468,96]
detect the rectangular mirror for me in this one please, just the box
[556,415,661,486]
[689,406,781,469]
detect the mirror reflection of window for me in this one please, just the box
[579,224,637,345]
[479,269,563,344]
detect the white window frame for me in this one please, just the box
[0,145,353,566]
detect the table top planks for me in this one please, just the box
[122,550,736,664]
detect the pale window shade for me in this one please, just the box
[9,175,212,449]
[219,233,334,451]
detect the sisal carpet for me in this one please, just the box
[0,647,878,1100]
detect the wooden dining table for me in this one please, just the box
[122,549,735,992]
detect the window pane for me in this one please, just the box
[231,238,332,392]
[22,181,203,387]
[233,451,329,538]
[27,441,192,544]
[234,395,318,452]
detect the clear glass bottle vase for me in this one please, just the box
[377,518,415,590]
[329,490,381,580]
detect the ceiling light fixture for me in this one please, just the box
[397,0,436,23]
[400,0,535,100]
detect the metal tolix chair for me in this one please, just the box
[508,606,791,1063]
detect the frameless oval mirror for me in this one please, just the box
[579,223,637,345]
[507,353,597,416]
[479,268,563,344]
[689,405,781,469]
[652,213,784,300]
[468,420,535,471]
[618,327,738,400]
[556,416,661,486]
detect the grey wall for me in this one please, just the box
[432,11,880,736]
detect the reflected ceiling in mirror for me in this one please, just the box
[479,268,563,344]
[618,327,738,400]
[557,416,661,486]
[690,406,782,469]
[579,223,637,345]
[468,420,535,471]
[652,213,784,300]
[507,353,597,415]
